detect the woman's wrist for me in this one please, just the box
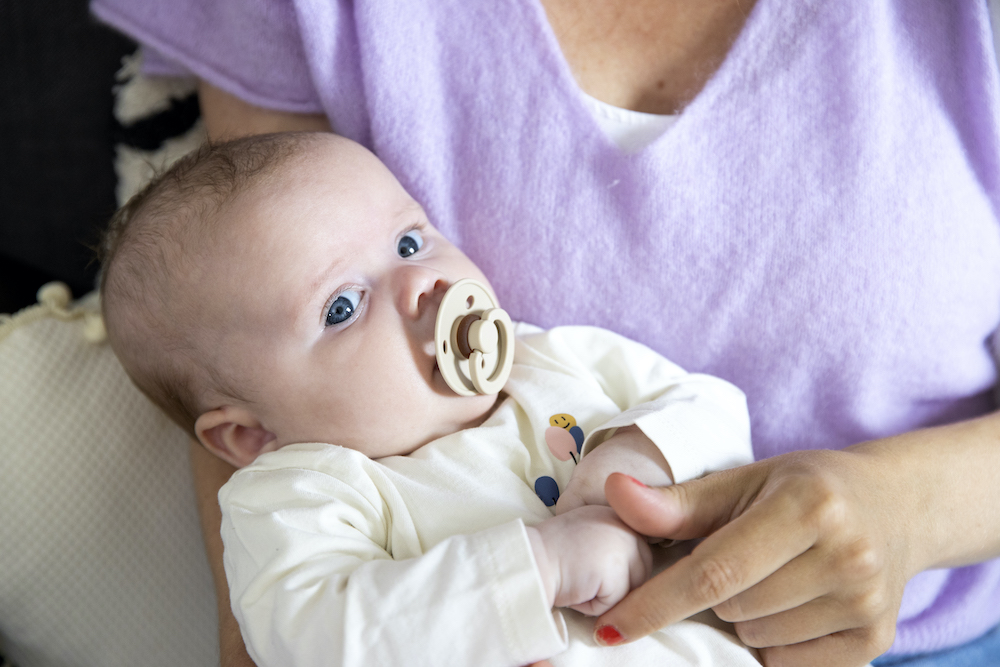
[197,80,331,141]
[844,410,1000,574]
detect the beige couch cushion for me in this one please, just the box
[0,289,217,667]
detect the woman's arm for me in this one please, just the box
[197,81,331,140]
[190,440,256,667]
[594,411,1000,667]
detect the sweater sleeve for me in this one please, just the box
[519,325,754,482]
[89,0,324,113]
[220,444,567,667]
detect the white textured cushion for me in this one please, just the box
[0,291,218,667]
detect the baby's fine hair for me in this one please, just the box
[100,131,318,434]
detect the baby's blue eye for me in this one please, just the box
[397,230,424,257]
[325,290,361,326]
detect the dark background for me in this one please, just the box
[0,0,135,313]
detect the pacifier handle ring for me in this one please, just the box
[468,308,514,394]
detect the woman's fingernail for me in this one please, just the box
[594,624,624,646]
[625,475,647,488]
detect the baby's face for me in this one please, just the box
[199,136,498,459]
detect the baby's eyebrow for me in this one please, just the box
[394,200,426,221]
[305,255,347,308]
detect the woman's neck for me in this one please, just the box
[540,0,758,114]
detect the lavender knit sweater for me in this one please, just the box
[92,0,1000,656]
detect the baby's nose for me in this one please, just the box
[396,266,449,318]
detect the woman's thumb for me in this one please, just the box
[604,467,754,540]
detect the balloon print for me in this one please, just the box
[545,426,579,462]
[546,413,585,462]
[534,476,560,507]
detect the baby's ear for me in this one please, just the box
[195,406,278,468]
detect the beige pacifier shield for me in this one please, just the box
[434,279,514,396]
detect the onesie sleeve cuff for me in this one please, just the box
[482,520,568,664]
[580,374,754,483]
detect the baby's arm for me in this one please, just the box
[221,445,569,667]
[223,444,654,667]
[225,445,649,667]
[555,425,673,513]
[518,326,753,513]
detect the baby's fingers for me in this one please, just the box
[555,473,610,515]
[553,488,587,515]
[567,544,650,617]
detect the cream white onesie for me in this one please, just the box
[221,324,758,667]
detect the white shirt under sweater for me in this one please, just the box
[220,324,757,667]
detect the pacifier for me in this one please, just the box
[434,279,515,396]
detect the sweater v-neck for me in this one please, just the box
[516,0,793,157]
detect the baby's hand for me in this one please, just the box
[555,425,673,514]
[526,505,652,616]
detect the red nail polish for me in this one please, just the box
[625,475,647,488]
[595,625,624,646]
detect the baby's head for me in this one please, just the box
[102,132,498,467]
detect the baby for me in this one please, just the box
[100,132,758,667]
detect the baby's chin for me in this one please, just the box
[381,400,503,459]
[441,391,503,438]
[274,392,501,459]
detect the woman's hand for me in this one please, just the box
[592,413,1000,667]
